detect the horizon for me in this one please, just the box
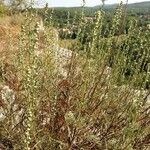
[35,0,150,7]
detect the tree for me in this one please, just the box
[10,0,28,9]
[0,0,4,4]
[0,0,6,16]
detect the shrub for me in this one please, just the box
[0,3,7,17]
[0,2,149,150]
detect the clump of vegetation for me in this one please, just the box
[0,1,150,150]
[0,1,7,16]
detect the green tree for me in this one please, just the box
[10,0,28,9]
[0,0,6,16]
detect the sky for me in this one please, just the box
[36,0,150,7]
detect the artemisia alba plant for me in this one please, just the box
[0,1,149,150]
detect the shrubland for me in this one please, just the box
[0,1,150,150]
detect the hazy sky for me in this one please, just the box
[36,0,150,7]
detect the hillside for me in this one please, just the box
[52,1,150,15]
[94,1,150,9]
[0,1,150,149]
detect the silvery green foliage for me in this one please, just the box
[0,108,5,121]
[0,85,15,121]
[0,85,24,127]
[0,1,149,149]
[65,111,76,125]
[1,86,15,104]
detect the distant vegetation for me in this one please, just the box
[37,1,150,89]
[37,1,150,27]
